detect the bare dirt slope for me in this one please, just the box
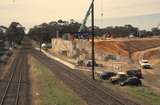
[141,47,160,92]
[96,38,160,92]
[95,38,160,57]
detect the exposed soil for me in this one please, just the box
[96,38,160,57]
[141,48,160,92]
[96,38,160,93]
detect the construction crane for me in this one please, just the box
[78,0,95,80]
[78,0,95,32]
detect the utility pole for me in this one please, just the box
[40,29,42,52]
[40,37,42,52]
[91,0,95,80]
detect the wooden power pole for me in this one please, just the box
[91,0,95,80]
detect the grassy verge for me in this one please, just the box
[101,79,160,105]
[30,57,87,105]
[126,86,160,105]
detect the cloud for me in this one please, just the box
[0,0,160,29]
[95,0,160,18]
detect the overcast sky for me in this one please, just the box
[0,0,160,29]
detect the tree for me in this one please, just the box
[152,27,160,36]
[6,22,25,46]
[0,26,8,50]
[100,25,138,37]
[28,20,85,42]
[28,20,159,43]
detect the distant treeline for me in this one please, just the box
[1,20,159,44]
[28,19,160,43]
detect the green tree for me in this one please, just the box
[152,27,160,36]
[28,20,84,42]
[6,22,25,46]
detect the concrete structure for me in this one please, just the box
[51,38,125,62]
[52,38,91,60]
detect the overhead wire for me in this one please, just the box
[100,0,104,28]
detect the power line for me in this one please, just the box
[100,0,104,28]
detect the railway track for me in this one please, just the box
[0,38,31,105]
[0,51,25,105]
[31,49,140,105]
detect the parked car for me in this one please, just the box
[139,59,152,69]
[41,43,47,48]
[110,72,128,84]
[41,43,52,49]
[120,77,142,86]
[86,60,98,67]
[126,69,142,78]
[143,64,152,69]
[100,71,117,80]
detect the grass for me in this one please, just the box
[31,56,160,105]
[126,86,160,105]
[100,79,160,105]
[31,57,87,105]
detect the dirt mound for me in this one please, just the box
[95,38,160,57]
[144,49,160,59]
[143,48,160,65]
[96,41,129,56]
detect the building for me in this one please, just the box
[51,37,119,62]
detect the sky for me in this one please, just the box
[0,0,160,30]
